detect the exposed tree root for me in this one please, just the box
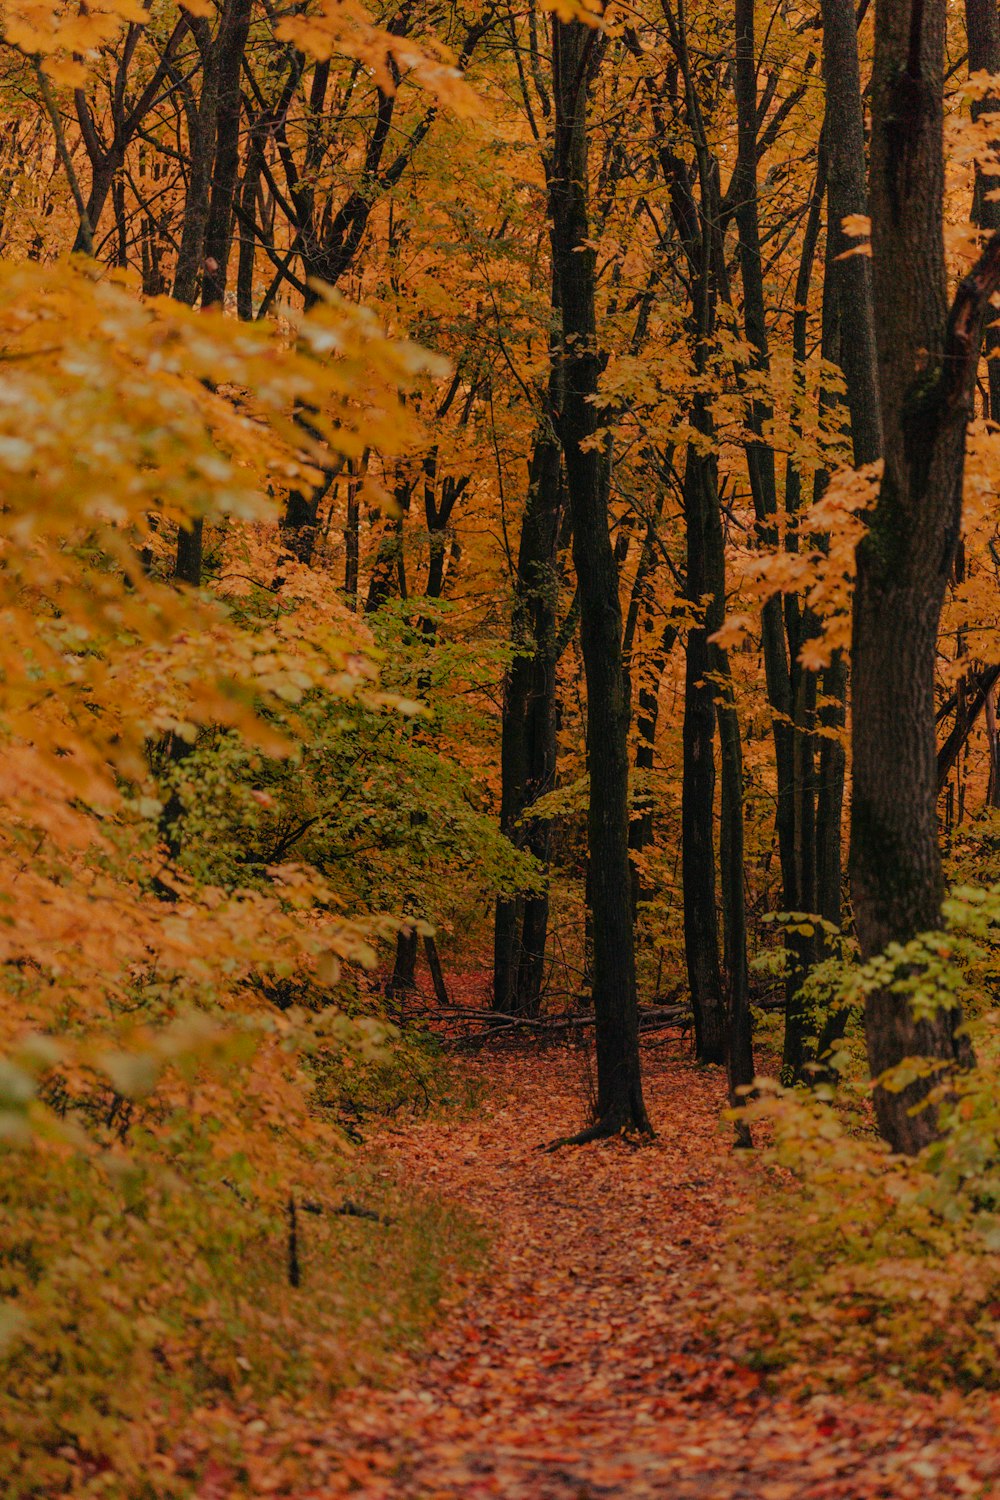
[542,1118,656,1152]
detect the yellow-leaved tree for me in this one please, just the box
[0,251,465,1491]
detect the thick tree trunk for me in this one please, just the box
[550,16,648,1134]
[853,0,999,1152]
[388,925,418,996]
[175,521,204,587]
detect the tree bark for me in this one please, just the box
[821,0,883,468]
[550,15,649,1134]
[202,0,253,309]
[388,924,418,996]
[681,428,727,1065]
[494,426,562,1017]
[853,0,1000,1151]
[965,0,1000,418]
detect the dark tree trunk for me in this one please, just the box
[622,489,674,911]
[71,20,185,254]
[171,20,218,308]
[201,0,253,309]
[364,474,413,610]
[494,427,562,1018]
[424,934,450,1006]
[712,625,753,1122]
[734,0,816,1080]
[550,16,648,1134]
[388,925,418,996]
[176,521,204,587]
[936,663,1000,788]
[681,430,727,1065]
[853,0,1000,1152]
[821,0,883,468]
[627,617,677,906]
[344,453,368,609]
[965,0,1000,417]
[780,161,825,1079]
[812,232,850,949]
[986,684,1000,808]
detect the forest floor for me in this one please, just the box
[236,999,1000,1500]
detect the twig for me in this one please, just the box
[301,1197,394,1226]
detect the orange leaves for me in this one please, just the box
[0,257,432,796]
[276,0,481,115]
[1,0,146,84]
[712,461,879,671]
[225,1040,1000,1500]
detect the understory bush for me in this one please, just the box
[0,1021,483,1498]
[721,888,1000,1393]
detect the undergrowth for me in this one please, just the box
[0,1015,484,1498]
[719,884,1000,1395]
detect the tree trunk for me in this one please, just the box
[423,934,450,1006]
[550,16,648,1135]
[344,453,368,609]
[388,925,418,996]
[713,629,754,1127]
[176,520,204,587]
[681,430,727,1065]
[494,427,562,1017]
[853,0,999,1152]
[171,24,218,308]
[821,0,883,468]
[201,0,253,309]
[965,0,1000,418]
[809,0,880,1075]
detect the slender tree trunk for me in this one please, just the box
[201,0,253,309]
[965,0,1000,418]
[813,230,850,948]
[494,428,562,1017]
[169,6,249,587]
[628,618,678,903]
[853,0,999,1152]
[681,429,727,1065]
[809,0,881,1076]
[822,0,883,469]
[423,934,450,1005]
[550,16,648,1134]
[172,28,218,308]
[986,684,1000,807]
[781,161,825,1079]
[344,452,368,609]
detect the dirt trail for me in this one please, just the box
[266,1045,1000,1499]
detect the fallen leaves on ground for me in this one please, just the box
[205,1010,1000,1499]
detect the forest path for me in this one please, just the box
[267,1044,999,1499]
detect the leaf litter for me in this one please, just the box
[217,1038,1000,1499]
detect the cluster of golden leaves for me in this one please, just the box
[0,251,439,1139]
